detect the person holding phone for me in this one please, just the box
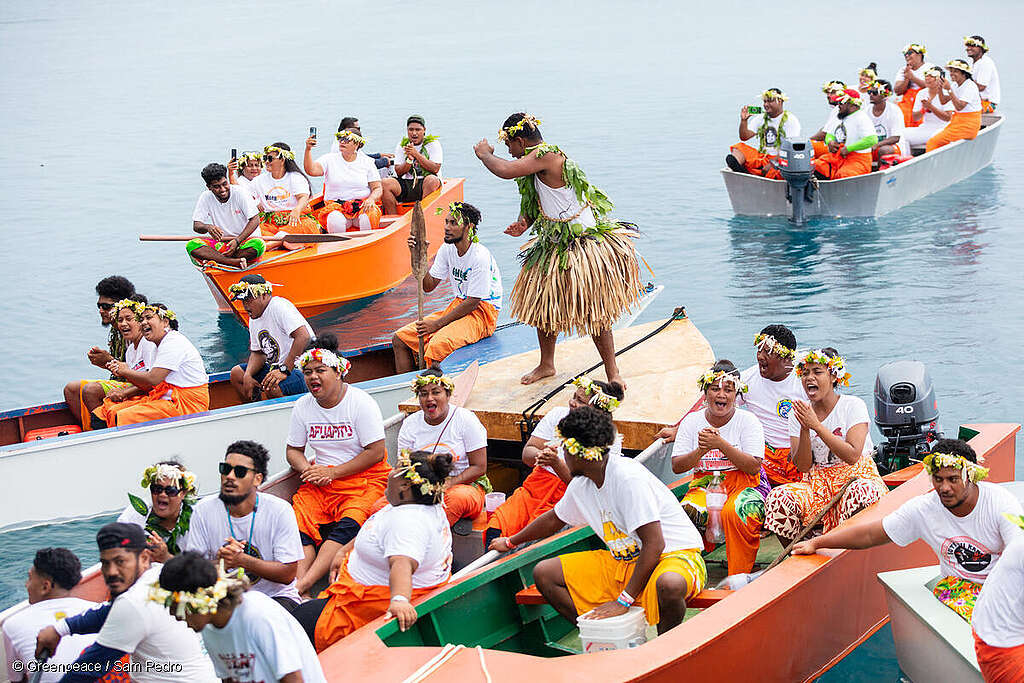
[726,87,801,178]
[903,67,954,150]
[228,150,264,205]
[251,142,320,239]
[303,127,383,232]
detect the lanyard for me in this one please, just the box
[226,494,259,550]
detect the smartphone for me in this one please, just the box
[310,126,317,139]
[230,148,237,160]
[747,105,763,115]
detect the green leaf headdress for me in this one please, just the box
[921,452,989,483]
[434,202,478,242]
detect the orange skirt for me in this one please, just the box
[763,444,802,487]
[258,210,321,237]
[313,564,444,651]
[93,382,209,427]
[292,459,390,543]
[925,111,983,153]
[314,199,381,230]
[395,299,499,366]
[974,630,1024,683]
[729,142,783,180]
[898,88,922,127]
[812,149,872,179]
[487,467,568,538]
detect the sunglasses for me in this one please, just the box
[263,154,281,162]
[219,462,255,478]
[150,484,182,496]
[97,302,114,311]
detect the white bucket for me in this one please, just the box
[484,492,506,512]
[577,606,648,653]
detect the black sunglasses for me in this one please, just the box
[97,302,114,311]
[263,154,280,162]
[219,462,255,478]
[150,484,182,496]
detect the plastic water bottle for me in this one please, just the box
[705,472,727,545]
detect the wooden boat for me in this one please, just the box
[0,285,663,532]
[201,178,464,323]
[878,480,1024,683]
[722,114,1004,219]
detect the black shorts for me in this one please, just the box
[396,176,428,202]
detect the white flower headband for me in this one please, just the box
[335,130,367,146]
[946,59,972,75]
[411,374,455,394]
[903,43,927,56]
[572,377,621,412]
[263,145,295,161]
[143,305,177,322]
[696,369,748,394]
[795,349,851,387]
[555,429,607,462]
[295,348,351,375]
[148,561,245,618]
[754,333,795,360]
[112,298,147,320]
[963,36,988,52]
[497,114,542,141]
[141,463,198,497]
[393,449,444,500]
[922,452,989,483]
[760,88,788,102]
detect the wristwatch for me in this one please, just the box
[274,362,289,374]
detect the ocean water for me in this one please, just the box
[2,1,1022,678]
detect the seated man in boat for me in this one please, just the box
[93,303,210,427]
[965,35,1000,113]
[811,89,877,179]
[290,450,454,651]
[304,128,383,232]
[185,441,304,611]
[34,522,217,682]
[399,369,490,529]
[489,406,707,635]
[903,67,954,150]
[792,438,1024,622]
[2,548,97,682]
[64,275,139,430]
[973,513,1024,681]
[866,80,909,160]
[726,88,801,178]
[286,341,389,598]
[764,348,888,544]
[228,274,313,402]
[671,362,766,577]
[894,43,934,127]
[186,162,264,268]
[337,116,393,171]
[381,115,443,215]
[228,150,263,205]
[392,201,502,373]
[117,461,198,563]
[153,553,327,683]
[925,59,983,153]
[485,377,625,548]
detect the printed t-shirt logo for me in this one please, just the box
[258,329,281,364]
[265,185,292,204]
[602,513,640,561]
[940,536,993,577]
[835,121,848,144]
[764,125,779,147]
[698,449,734,472]
[811,427,845,467]
[308,422,355,440]
[874,122,888,137]
[776,398,793,419]
[451,266,472,298]
[219,652,256,680]
[132,360,147,371]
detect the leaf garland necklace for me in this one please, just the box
[127,492,195,555]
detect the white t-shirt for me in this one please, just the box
[346,503,452,588]
[252,172,310,212]
[893,61,935,92]
[912,89,954,131]
[972,53,1000,105]
[117,504,194,550]
[554,454,703,562]
[234,174,262,206]
[287,387,386,467]
[191,188,258,239]
[248,297,313,366]
[973,536,1024,647]
[738,366,808,448]
[317,152,381,201]
[394,139,444,180]
[397,407,487,479]
[882,483,1024,582]
[672,409,764,473]
[124,337,158,373]
[95,565,217,683]
[185,494,304,601]
[787,394,874,468]
[153,330,208,389]
[202,591,326,683]
[742,111,802,155]
[531,406,570,475]
[951,78,982,113]
[3,597,97,683]
[822,107,877,151]
[428,242,503,311]
[868,101,908,155]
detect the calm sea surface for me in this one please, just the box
[2,2,1022,678]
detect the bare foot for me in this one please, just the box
[238,257,247,269]
[521,364,556,385]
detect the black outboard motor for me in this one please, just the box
[777,138,814,225]
[872,360,942,474]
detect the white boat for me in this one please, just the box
[722,114,1004,219]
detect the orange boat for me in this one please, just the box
[201,178,464,322]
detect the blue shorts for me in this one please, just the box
[240,363,307,396]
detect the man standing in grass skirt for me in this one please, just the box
[474,113,642,386]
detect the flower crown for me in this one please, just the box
[760,88,788,102]
[148,561,245,618]
[335,130,367,146]
[143,305,177,322]
[903,43,926,55]
[822,81,846,94]
[411,373,455,394]
[696,369,748,394]
[921,452,989,483]
[794,349,851,386]
[754,333,795,360]
[228,281,273,299]
[263,145,295,161]
[556,430,607,462]
[238,151,262,165]
[837,89,862,106]
[394,450,444,499]
[141,463,198,500]
[295,348,351,374]
[869,79,894,96]
[572,377,621,412]
[963,36,988,51]
[1005,513,1024,531]
[859,67,877,79]
[497,114,542,141]
[112,298,147,320]
[924,67,944,79]
[947,58,972,75]
[434,202,479,242]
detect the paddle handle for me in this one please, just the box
[765,478,856,573]
[139,235,195,241]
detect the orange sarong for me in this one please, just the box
[729,142,783,180]
[898,88,922,127]
[75,379,131,430]
[681,469,764,575]
[441,483,485,526]
[314,199,382,231]
[93,382,209,427]
[974,630,1024,683]
[812,149,872,179]
[925,111,982,153]
[313,564,444,651]
[395,299,498,367]
[258,210,321,237]
[763,444,802,487]
[487,467,568,538]
[292,459,390,543]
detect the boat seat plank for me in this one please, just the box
[883,463,923,488]
[514,585,729,609]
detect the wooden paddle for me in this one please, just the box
[410,201,428,370]
[139,231,376,243]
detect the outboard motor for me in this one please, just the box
[777,138,814,225]
[872,360,942,474]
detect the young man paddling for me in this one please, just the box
[792,439,1024,621]
[489,407,706,634]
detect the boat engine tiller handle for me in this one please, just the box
[777,138,814,225]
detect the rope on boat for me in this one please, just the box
[451,550,501,581]
[477,646,493,683]
[518,305,688,443]
[402,643,464,683]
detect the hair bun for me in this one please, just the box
[868,62,878,71]
[428,453,454,479]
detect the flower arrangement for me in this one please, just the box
[754,333,795,360]
[411,374,456,394]
[263,145,295,161]
[921,452,989,483]
[143,305,177,322]
[498,114,542,141]
[837,89,862,106]
[335,130,367,146]
[128,463,198,556]
[963,36,988,52]
[148,561,245,618]
[924,67,944,79]
[294,348,351,374]
[238,151,262,165]
[227,281,273,299]
[112,299,147,320]
[859,67,877,79]
[761,88,788,102]
[557,430,607,462]
[870,79,894,96]
[572,376,621,412]
[822,80,846,94]
[394,450,444,498]
[696,369,748,394]
[946,58,973,75]
[794,349,851,386]
[903,43,927,56]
